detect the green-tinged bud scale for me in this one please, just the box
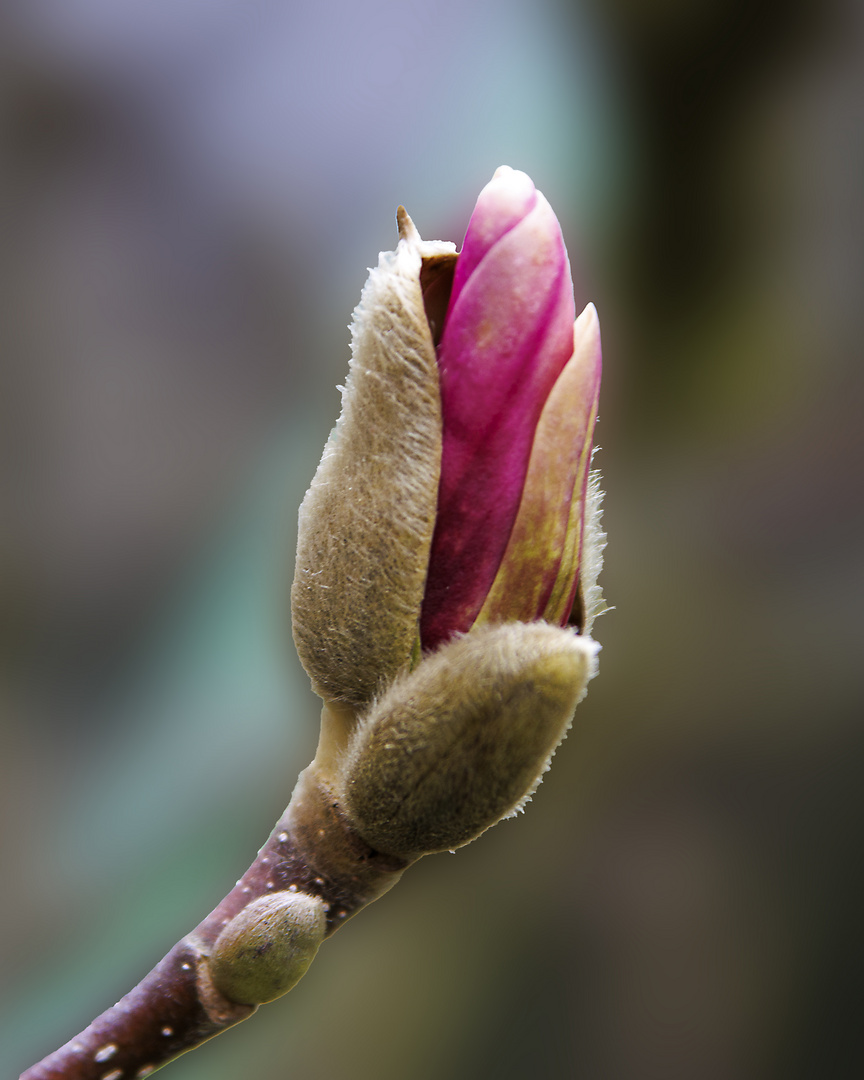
[209,891,327,1005]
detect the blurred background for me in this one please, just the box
[2,0,862,1076]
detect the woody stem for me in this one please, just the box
[20,767,410,1080]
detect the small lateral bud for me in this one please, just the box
[339,623,597,858]
[208,891,326,1005]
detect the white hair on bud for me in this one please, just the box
[292,219,455,710]
[337,622,597,858]
[579,465,608,637]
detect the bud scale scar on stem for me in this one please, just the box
[20,167,604,1080]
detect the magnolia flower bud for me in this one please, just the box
[292,167,604,717]
[420,166,602,648]
[337,623,597,858]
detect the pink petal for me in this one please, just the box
[420,170,577,650]
[447,166,537,306]
[475,304,602,629]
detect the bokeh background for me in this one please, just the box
[3,0,863,1077]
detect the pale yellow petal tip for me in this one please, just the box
[492,164,515,179]
[574,301,601,343]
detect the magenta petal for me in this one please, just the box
[448,166,537,307]
[420,173,577,651]
[473,305,602,631]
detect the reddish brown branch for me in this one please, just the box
[20,767,411,1080]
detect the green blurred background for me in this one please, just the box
[3,1,862,1077]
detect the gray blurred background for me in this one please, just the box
[3,0,863,1077]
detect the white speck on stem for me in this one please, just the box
[136,1068,155,1079]
[94,1044,117,1063]
[162,1027,173,1037]
[288,883,298,892]
[278,832,288,843]
[101,1071,123,1080]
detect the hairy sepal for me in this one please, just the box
[338,623,598,858]
[291,222,455,711]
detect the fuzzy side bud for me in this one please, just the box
[338,623,597,858]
